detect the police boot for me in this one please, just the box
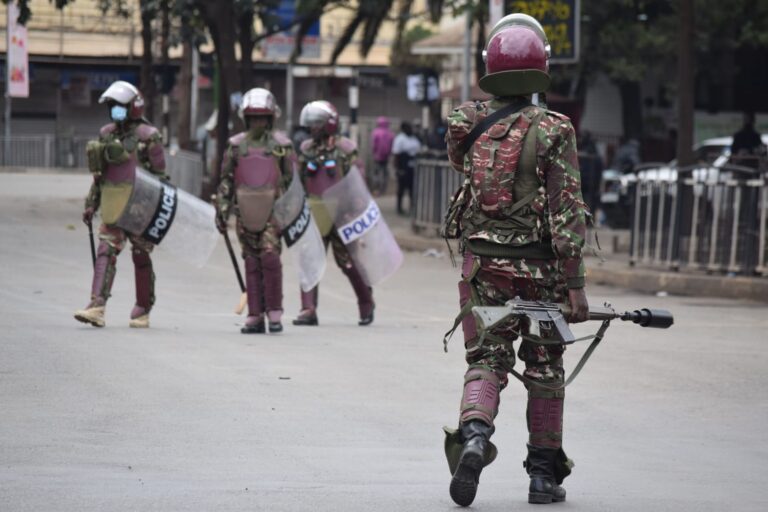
[75,298,106,328]
[449,420,494,507]
[525,444,567,504]
[241,315,266,334]
[129,248,154,328]
[293,287,319,326]
[74,241,116,328]
[267,311,283,333]
[340,264,374,326]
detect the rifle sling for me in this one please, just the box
[457,100,532,155]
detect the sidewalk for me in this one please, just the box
[379,195,768,303]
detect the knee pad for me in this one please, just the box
[460,367,501,426]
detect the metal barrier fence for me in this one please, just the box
[1,135,205,198]
[164,148,204,197]
[629,163,768,276]
[412,151,463,235]
[0,135,92,168]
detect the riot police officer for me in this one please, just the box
[216,88,294,334]
[74,81,166,328]
[292,100,375,327]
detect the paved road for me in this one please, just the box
[1,173,767,512]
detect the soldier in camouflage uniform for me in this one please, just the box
[216,88,294,334]
[74,81,166,329]
[443,14,590,507]
[292,100,375,327]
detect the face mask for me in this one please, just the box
[110,105,128,122]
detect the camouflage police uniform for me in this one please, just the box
[78,121,166,325]
[445,98,587,493]
[296,135,375,321]
[217,130,294,327]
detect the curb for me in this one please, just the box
[587,260,768,303]
[393,231,768,303]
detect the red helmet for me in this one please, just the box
[240,88,281,119]
[479,13,551,97]
[299,100,339,136]
[98,80,145,120]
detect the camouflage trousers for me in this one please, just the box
[236,217,282,257]
[236,217,283,317]
[457,252,567,449]
[91,223,155,309]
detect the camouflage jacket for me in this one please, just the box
[84,121,166,211]
[216,130,294,220]
[446,99,587,288]
[297,135,359,197]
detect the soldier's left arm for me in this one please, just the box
[138,126,167,179]
[543,118,587,289]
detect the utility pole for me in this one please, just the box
[5,2,13,165]
[461,10,472,102]
[286,63,294,134]
[348,70,359,145]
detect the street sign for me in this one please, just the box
[407,73,440,103]
[506,0,580,63]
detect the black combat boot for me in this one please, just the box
[449,420,494,507]
[524,444,567,504]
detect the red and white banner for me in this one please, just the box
[7,1,29,98]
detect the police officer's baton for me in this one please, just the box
[222,229,247,314]
[87,222,96,268]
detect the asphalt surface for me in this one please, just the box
[1,173,767,511]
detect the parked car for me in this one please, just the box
[598,135,768,228]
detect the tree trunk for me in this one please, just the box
[177,39,193,150]
[197,0,239,195]
[139,0,155,123]
[239,9,256,90]
[618,80,643,141]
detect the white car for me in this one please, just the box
[598,135,768,227]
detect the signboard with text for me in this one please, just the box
[506,0,580,63]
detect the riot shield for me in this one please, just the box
[114,168,218,268]
[322,166,403,286]
[273,171,327,291]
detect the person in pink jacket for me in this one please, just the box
[369,116,395,195]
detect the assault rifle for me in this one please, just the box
[472,297,674,344]
[470,298,674,389]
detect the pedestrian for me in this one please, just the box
[577,130,603,215]
[613,136,640,173]
[442,13,589,507]
[215,88,293,334]
[392,121,421,215]
[74,81,166,328]
[292,100,375,327]
[370,116,395,195]
[731,112,765,167]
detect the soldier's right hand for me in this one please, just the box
[82,207,95,226]
[567,288,589,323]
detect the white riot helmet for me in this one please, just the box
[239,88,281,119]
[299,100,339,136]
[99,81,145,120]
